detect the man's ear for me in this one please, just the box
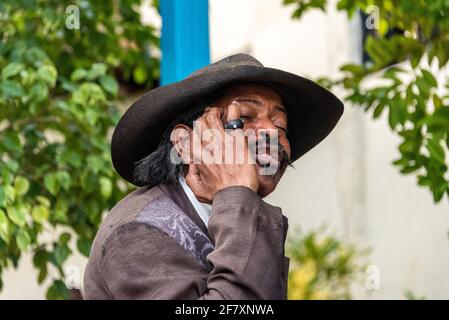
[170,124,192,164]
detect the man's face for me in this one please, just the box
[209,83,291,198]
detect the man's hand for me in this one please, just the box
[185,102,259,203]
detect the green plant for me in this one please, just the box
[284,0,449,203]
[404,289,427,300]
[0,0,159,299]
[286,227,368,300]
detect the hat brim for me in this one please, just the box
[111,64,344,186]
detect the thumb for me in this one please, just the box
[185,164,209,201]
[185,164,202,188]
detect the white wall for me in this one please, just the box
[1,0,448,299]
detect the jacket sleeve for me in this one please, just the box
[99,186,289,299]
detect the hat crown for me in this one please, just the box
[188,53,263,78]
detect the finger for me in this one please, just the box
[191,119,205,163]
[186,164,210,201]
[194,111,211,134]
[187,163,200,177]
[206,107,225,130]
[185,164,203,194]
[227,101,241,122]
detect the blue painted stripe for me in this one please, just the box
[160,0,210,85]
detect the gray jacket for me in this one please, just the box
[83,182,290,299]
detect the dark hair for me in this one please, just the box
[133,90,225,186]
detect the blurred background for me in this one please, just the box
[0,0,448,299]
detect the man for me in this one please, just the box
[83,54,343,299]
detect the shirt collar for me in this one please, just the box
[178,175,212,229]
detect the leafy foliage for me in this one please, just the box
[286,227,368,300]
[284,0,449,203]
[0,0,159,298]
[404,289,427,300]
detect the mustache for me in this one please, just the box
[249,139,294,168]
[279,144,293,167]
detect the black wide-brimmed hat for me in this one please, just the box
[112,53,344,186]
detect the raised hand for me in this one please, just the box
[185,102,259,203]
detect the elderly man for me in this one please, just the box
[83,54,343,299]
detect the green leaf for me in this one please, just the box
[133,64,148,84]
[421,69,437,88]
[52,243,71,266]
[399,140,417,155]
[33,249,49,268]
[415,76,431,97]
[77,238,92,257]
[29,83,49,102]
[86,155,104,174]
[37,65,58,86]
[87,63,107,80]
[3,131,21,151]
[32,205,49,224]
[432,94,443,110]
[59,232,71,244]
[436,41,449,68]
[44,174,59,195]
[38,267,48,285]
[70,68,87,81]
[1,80,24,97]
[365,37,393,68]
[72,82,106,106]
[340,64,365,76]
[99,75,119,95]
[46,280,70,300]
[53,198,69,223]
[426,139,445,164]
[2,62,24,79]
[0,188,6,207]
[373,101,386,119]
[5,159,19,173]
[16,230,30,250]
[0,209,10,242]
[431,181,447,202]
[14,176,30,196]
[388,97,407,130]
[57,171,71,191]
[36,196,51,208]
[59,150,82,168]
[99,177,113,199]
[8,205,28,227]
[0,209,8,225]
[85,108,101,126]
[427,107,449,131]
[3,185,16,203]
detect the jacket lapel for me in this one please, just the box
[158,182,210,238]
